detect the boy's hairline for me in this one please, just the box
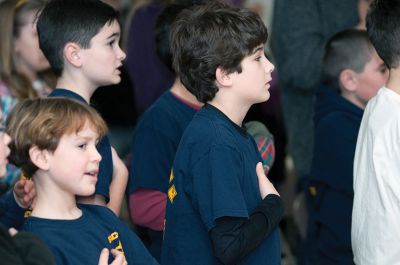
[217,43,266,71]
[61,20,121,49]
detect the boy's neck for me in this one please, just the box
[386,68,400,95]
[31,174,82,220]
[56,75,96,103]
[32,196,82,220]
[208,98,250,126]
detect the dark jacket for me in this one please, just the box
[0,223,55,265]
[306,85,363,265]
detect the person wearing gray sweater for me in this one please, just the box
[271,0,360,181]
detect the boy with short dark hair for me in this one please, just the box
[7,97,157,265]
[161,2,284,264]
[306,29,388,265]
[352,0,400,264]
[37,0,128,215]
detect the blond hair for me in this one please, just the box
[7,97,107,178]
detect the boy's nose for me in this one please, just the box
[92,148,102,163]
[265,59,275,73]
[118,47,126,61]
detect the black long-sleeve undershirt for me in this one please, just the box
[209,194,284,265]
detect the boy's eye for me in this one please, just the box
[255,52,266,62]
[78,143,87,149]
[108,40,115,47]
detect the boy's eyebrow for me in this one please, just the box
[377,62,386,69]
[107,32,120,39]
[251,46,264,55]
[75,134,96,141]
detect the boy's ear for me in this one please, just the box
[64,42,82,67]
[29,146,50,171]
[339,69,358,92]
[215,67,233,87]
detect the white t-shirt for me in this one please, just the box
[352,87,400,265]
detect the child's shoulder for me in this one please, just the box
[187,109,224,138]
[139,91,194,126]
[182,105,246,154]
[48,88,87,103]
[138,91,185,122]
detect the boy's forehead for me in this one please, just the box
[93,19,121,39]
[78,122,99,135]
[64,121,99,139]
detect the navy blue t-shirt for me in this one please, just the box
[49,89,112,201]
[23,204,158,265]
[162,104,281,265]
[128,91,197,194]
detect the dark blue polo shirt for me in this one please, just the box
[162,104,281,265]
[49,89,112,202]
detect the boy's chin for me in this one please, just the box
[76,189,98,203]
[256,91,270,104]
[99,76,121,87]
[110,75,122,84]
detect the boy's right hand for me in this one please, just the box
[98,248,127,265]
[256,162,280,199]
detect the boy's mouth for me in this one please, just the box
[115,66,122,75]
[85,170,98,178]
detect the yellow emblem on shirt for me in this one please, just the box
[108,232,119,243]
[168,184,177,204]
[107,232,124,253]
[169,169,174,183]
[24,210,31,218]
[115,240,123,252]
